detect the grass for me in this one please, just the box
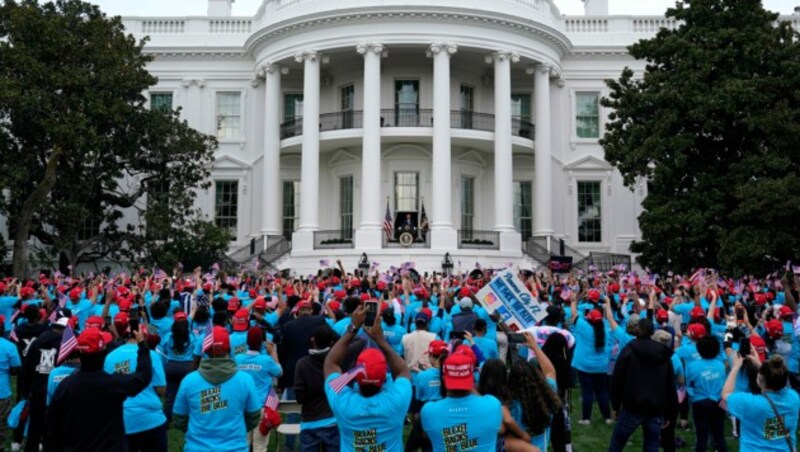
[166,388,741,451]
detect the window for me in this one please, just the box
[146,180,170,240]
[340,176,353,239]
[511,94,531,122]
[340,84,355,129]
[284,94,303,122]
[394,172,419,212]
[578,181,602,242]
[214,181,238,231]
[461,176,475,235]
[282,181,301,240]
[150,93,173,112]
[514,181,533,241]
[459,85,474,129]
[77,218,100,241]
[216,93,241,139]
[576,92,600,138]
[395,80,419,126]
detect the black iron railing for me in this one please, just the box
[313,230,354,249]
[260,235,291,265]
[512,118,535,138]
[380,109,434,128]
[320,110,363,132]
[451,110,495,132]
[280,118,303,139]
[458,230,500,250]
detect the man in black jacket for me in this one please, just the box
[609,319,677,452]
[294,324,339,451]
[48,327,152,452]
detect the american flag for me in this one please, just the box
[383,201,393,240]
[201,323,214,354]
[264,386,279,410]
[612,264,627,272]
[56,325,77,365]
[320,259,330,267]
[560,288,572,301]
[371,261,380,271]
[689,268,705,284]
[153,268,167,279]
[211,263,220,274]
[328,364,366,393]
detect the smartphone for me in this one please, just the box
[103,316,112,328]
[507,333,527,344]
[364,301,379,327]
[736,307,744,322]
[449,331,466,341]
[129,318,139,333]
[739,337,751,357]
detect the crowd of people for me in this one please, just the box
[0,259,797,452]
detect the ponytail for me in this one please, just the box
[591,320,605,352]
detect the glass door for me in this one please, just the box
[459,85,474,129]
[340,84,355,129]
[395,80,419,127]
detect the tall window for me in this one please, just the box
[340,176,353,238]
[576,92,600,138]
[514,181,533,241]
[216,92,241,139]
[340,84,355,129]
[511,94,532,122]
[146,180,170,240]
[282,181,301,239]
[461,176,475,234]
[394,172,419,212]
[578,181,602,242]
[459,85,474,129]
[395,80,419,126]
[150,93,173,112]
[214,181,238,231]
[284,94,303,122]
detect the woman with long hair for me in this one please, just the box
[158,311,197,423]
[508,333,562,451]
[478,358,540,452]
[569,292,612,425]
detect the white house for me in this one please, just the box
[28,0,798,274]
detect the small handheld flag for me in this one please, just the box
[57,325,77,365]
[264,386,280,410]
[320,259,330,267]
[328,364,366,393]
[201,323,214,354]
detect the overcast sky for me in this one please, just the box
[88,0,799,17]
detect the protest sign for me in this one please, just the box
[474,269,546,331]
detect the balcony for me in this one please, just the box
[280,110,534,140]
[458,230,500,250]
[313,230,354,249]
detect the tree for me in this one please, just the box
[138,219,234,272]
[0,0,218,277]
[601,0,800,276]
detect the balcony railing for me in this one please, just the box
[313,230,354,249]
[279,109,534,139]
[458,230,500,250]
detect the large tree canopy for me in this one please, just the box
[601,0,800,276]
[0,0,219,276]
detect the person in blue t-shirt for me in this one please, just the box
[104,321,168,452]
[0,321,21,446]
[723,351,800,452]
[324,305,412,452]
[685,335,727,452]
[569,295,612,425]
[472,319,498,361]
[158,311,197,423]
[46,354,78,406]
[235,327,282,452]
[173,326,262,452]
[407,339,448,451]
[421,349,502,452]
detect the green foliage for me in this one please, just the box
[0,0,219,275]
[140,219,234,272]
[601,0,800,276]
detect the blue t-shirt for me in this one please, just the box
[149,316,174,339]
[727,388,799,451]
[103,344,167,434]
[473,337,499,361]
[685,358,725,403]
[160,332,197,362]
[67,299,94,329]
[413,368,442,403]
[421,393,502,452]
[91,303,119,319]
[0,338,21,399]
[332,317,352,337]
[571,318,611,373]
[235,351,283,403]
[325,373,412,451]
[383,324,406,356]
[509,378,558,451]
[46,363,78,405]
[173,368,261,452]
[0,296,18,332]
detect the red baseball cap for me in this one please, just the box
[690,307,706,319]
[334,290,346,300]
[68,287,82,301]
[253,298,267,310]
[118,299,133,312]
[248,288,257,298]
[442,352,475,391]
[77,327,107,354]
[587,309,603,323]
[85,315,104,329]
[376,281,387,291]
[232,308,250,331]
[19,287,35,298]
[227,297,241,312]
[588,289,601,303]
[350,279,361,288]
[749,335,767,362]
[356,348,387,387]
[687,323,707,339]
[779,305,794,319]
[754,294,767,306]
[656,309,669,322]
[765,319,784,339]
[609,283,620,294]
[296,300,313,311]
[359,293,370,303]
[454,345,477,366]
[458,286,472,298]
[328,300,341,312]
[174,311,188,322]
[203,326,231,354]
[427,340,448,357]
[113,312,129,328]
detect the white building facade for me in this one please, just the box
[108,0,798,274]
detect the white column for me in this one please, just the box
[531,64,553,237]
[427,43,458,250]
[355,43,385,249]
[260,63,286,236]
[293,50,323,250]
